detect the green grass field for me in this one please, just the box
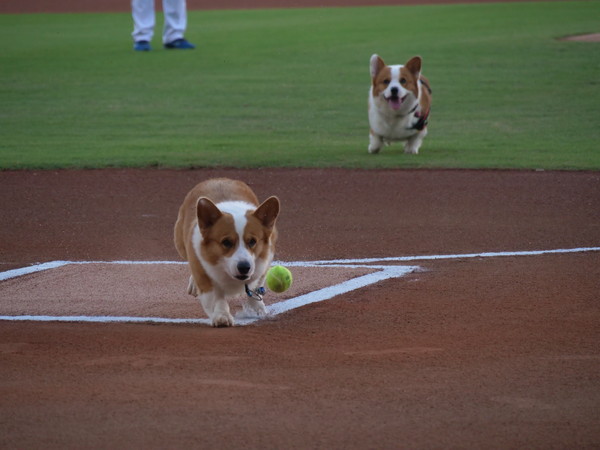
[1,1,599,170]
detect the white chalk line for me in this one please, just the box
[0,315,212,326]
[268,265,415,316]
[1,246,598,326]
[0,260,71,282]
[300,246,600,265]
[0,260,186,282]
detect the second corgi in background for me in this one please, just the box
[368,54,432,155]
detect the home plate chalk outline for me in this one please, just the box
[0,261,417,326]
[0,246,599,326]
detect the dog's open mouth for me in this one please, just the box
[386,94,407,111]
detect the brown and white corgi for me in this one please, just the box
[174,178,280,327]
[368,54,432,154]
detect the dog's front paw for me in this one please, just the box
[368,144,381,154]
[211,312,235,327]
[244,299,267,318]
[368,133,383,154]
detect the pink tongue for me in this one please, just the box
[389,97,402,110]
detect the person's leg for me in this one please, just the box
[162,0,187,45]
[131,0,156,45]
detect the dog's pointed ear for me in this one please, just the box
[370,54,386,79]
[253,196,280,230]
[405,56,422,76]
[197,197,222,231]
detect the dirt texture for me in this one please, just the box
[560,33,600,42]
[1,168,600,449]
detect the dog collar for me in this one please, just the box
[245,284,266,301]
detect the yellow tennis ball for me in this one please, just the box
[266,265,293,293]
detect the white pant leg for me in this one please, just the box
[162,0,187,44]
[131,0,155,42]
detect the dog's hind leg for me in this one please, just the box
[187,275,199,296]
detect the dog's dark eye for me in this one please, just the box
[221,238,234,249]
[247,238,257,248]
[383,79,391,85]
[400,78,407,85]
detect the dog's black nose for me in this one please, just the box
[390,87,399,96]
[237,260,251,275]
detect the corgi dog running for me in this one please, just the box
[174,178,280,327]
[368,54,432,155]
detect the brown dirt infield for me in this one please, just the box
[2,0,600,447]
[1,168,600,448]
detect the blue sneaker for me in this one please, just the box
[164,38,195,50]
[134,40,151,51]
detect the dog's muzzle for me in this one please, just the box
[235,260,252,280]
[386,88,407,111]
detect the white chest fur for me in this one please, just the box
[368,92,420,142]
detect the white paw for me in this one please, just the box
[368,133,383,154]
[211,312,235,328]
[404,142,420,154]
[368,144,381,154]
[244,299,267,318]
